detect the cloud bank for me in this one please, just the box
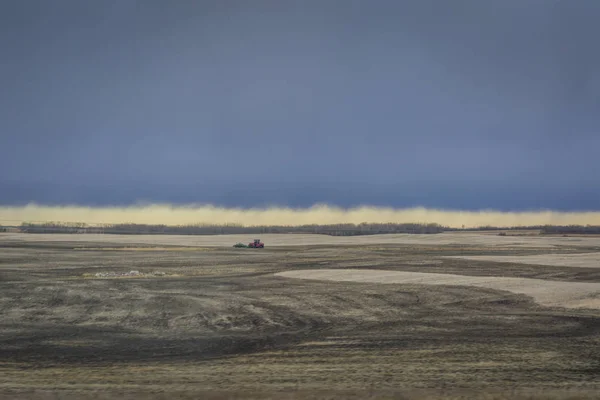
[1,204,600,229]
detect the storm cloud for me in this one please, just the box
[1,1,598,211]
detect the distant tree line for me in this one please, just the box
[19,222,445,235]
[15,222,600,236]
[539,225,600,235]
[444,225,548,231]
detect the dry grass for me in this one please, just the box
[1,389,599,399]
[276,269,600,309]
[444,252,600,268]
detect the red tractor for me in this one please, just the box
[248,238,264,248]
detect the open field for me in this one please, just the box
[5,231,600,248]
[1,232,600,399]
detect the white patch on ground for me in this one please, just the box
[443,252,600,269]
[85,270,172,278]
[275,269,600,310]
[404,260,443,266]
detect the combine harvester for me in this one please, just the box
[233,239,265,248]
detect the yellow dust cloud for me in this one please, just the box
[0,203,599,228]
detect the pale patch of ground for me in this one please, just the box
[3,231,600,248]
[82,270,177,279]
[73,246,212,251]
[444,252,600,268]
[276,269,600,310]
[404,260,443,265]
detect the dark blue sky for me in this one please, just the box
[1,1,599,210]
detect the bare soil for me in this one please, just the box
[1,232,600,399]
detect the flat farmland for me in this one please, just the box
[1,232,600,399]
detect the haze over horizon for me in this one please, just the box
[2,204,600,229]
[1,1,599,211]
